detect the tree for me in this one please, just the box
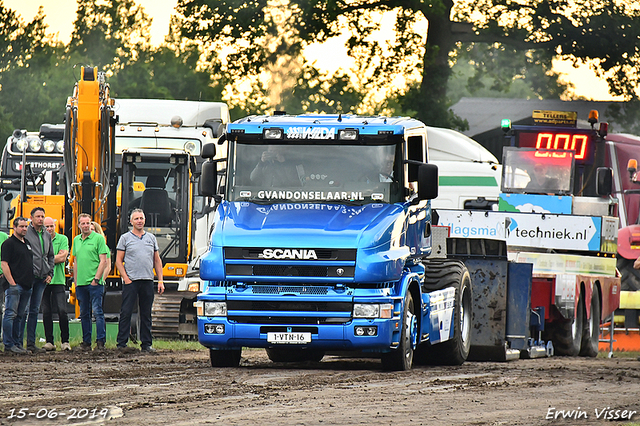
[69,0,152,72]
[175,0,640,127]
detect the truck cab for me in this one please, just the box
[196,114,476,370]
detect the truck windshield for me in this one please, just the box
[501,147,575,195]
[227,142,402,204]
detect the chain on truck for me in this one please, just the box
[195,113,556,370]
[438,109,621,358]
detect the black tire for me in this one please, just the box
[266,347,325,363]
[381,291,417,371]
[618,256,640,291]
[580,286,601,357]
[209,348,242,367]
[548,296,584,356]
[416,260,472,366]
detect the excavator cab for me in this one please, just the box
[120,149,192,265]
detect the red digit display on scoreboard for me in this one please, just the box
[515,130,594,163]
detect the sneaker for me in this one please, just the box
[8,345,27,354]
[141,346,157,353]
[61,342,71,351]
[117,346,139,354]
[43,342,56,351]
[27,345,46,354]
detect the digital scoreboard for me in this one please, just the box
[515,129,595,163]
[511,110,598,165]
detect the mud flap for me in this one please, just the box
[463,258,536,361]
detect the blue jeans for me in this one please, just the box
[22,277,47,347]
[76,284,106,344]
[3,285,32,349]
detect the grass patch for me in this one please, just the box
[59,337,206,351]
[598,350,640,359]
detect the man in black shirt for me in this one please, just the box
[1,217,34,354]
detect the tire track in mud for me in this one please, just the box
[0,350,638,425]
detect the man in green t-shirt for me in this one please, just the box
[42,217,70,351]
[72,213,109,351]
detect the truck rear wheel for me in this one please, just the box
[209,348,242,367]
[381,291,417,371]
[416,261,472,365]
[579,286,601,357]
[548,296,584,356]
[266,348,325,363]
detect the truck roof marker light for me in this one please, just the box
[588,110,599,125]
[56,140,64,153]
[14,139,28,152]
[338,128,358,140]
[501,119,511,132]
[29,137,42,152]
[43,140,55,153]
[154,127,160,132]
[171,116,183,128]
[137,126,143,132]
[263,128,284,139]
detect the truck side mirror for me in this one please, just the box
[418,163,438,200]
[201,143,216,159]
[596,167,612,196]
[203,119,225,139]
[199,160,218,197]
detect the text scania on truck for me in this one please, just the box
[195,114,543,370]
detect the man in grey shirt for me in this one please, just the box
[115,209,164,352]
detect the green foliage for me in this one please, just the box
[448,43,571,104]
[607,99,640,135]
[0,0,227,143]
[175,0,640,128]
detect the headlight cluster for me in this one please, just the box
[353,303,394,319]
[204,324,225,334]
[204,301,227,317]
[12,136,64,154]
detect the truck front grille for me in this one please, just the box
[226,299,352,325]
[227,300,351,312]
[252,285,329,295]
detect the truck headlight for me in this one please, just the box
[204,301,227,317]
[353,303,393,319]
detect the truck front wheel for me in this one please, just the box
[381,291,417,371]
[415,260,472,365]
[209,348,242,367]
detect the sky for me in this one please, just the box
[5,0,622,102]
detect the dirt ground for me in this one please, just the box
[0,348,639,426]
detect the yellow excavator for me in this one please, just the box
[63,66,117,317]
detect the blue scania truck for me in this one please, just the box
[195,114,535,370]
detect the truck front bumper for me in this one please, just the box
[197,316,401,352]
